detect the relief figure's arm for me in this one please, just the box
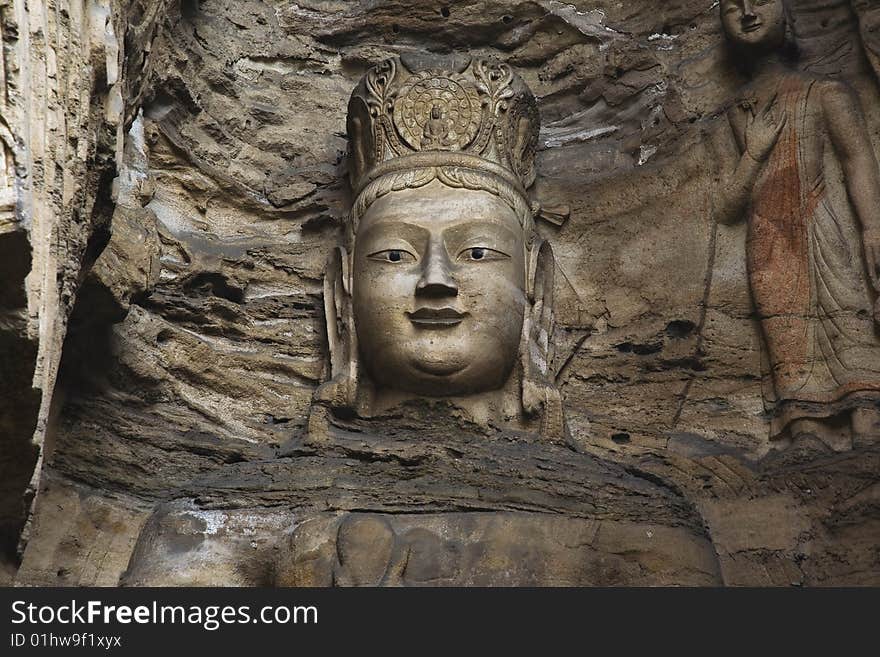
[822,81,880,289]
[714,100,785,225]
[714,144,764,225]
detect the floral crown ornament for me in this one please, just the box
[346,53,541,207]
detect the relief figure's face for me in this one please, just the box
[721,0,786,52]
[352,179,527,397]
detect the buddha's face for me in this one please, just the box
[352,180,527,397]
[721,0,786,52]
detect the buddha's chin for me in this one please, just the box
[362,336,519,395]
[411,357,468,378]
[373,362,511,398]
[400,356,513,397]
[403,335,471,377]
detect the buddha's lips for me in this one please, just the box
[742,21,763,33]
[407,307,469,327]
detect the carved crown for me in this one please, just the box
[347,53,540,201]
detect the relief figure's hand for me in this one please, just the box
[745,92,787,163]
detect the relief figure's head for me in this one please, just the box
[721,0,787,56]
[316,54,564,440]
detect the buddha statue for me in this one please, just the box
[309,53,565,444]
[122,55,722,587]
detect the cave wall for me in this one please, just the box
[0,0,171,579]
[9,0,880,585]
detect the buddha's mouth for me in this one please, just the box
[406,307,469,328]
[741,21,763,33]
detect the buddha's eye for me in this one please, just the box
[458,246,508,262]
[367,249,416,263]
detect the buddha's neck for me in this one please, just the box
[366,377,531,434]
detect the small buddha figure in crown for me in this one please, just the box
[310,52,565,443]
[421,105,454,149]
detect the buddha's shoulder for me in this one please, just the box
[122,500,292,586]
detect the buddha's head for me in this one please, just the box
[352,176,528,396]
[315,54,564,441]
[721,0,787,56]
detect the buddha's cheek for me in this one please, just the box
[351,265,420,382]
[454,267,526,383]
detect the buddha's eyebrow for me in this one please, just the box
[358,221,430,244]
[444,221,519,244]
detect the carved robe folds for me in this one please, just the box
[745,77,880,436]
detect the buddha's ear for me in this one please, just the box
[522,239,566,442]
[314,246,359,410]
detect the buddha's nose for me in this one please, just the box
[416,240,458,298]
[742,0,756,18]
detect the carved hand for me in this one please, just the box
[745,92,787,163]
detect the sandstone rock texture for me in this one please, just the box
[5,0,880,586]
[0,0,169,581]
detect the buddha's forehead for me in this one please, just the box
[357,180,522,235]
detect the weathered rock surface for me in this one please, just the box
[0,0,170,571]
[7,0,880,585]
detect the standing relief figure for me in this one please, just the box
[717,0,880,451]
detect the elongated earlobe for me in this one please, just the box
[521,240,566,442]
[314,246,359,410]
